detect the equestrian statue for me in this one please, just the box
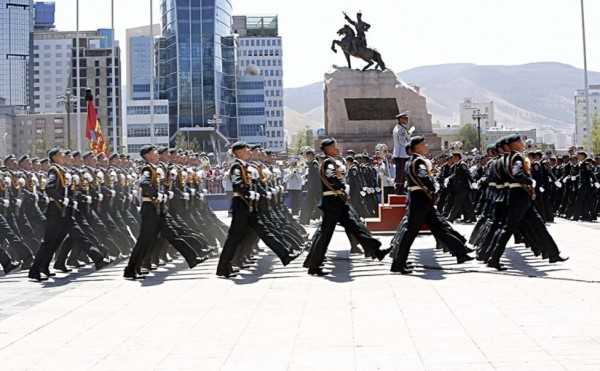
[331,11,386,71]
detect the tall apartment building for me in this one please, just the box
[459,98,495,130]
[32,30,100,113]
[575,85,600,148]
[233,15,284,151]
[126,25,160,101]
[73,46,123,152]
[0,0,33,109]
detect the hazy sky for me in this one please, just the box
[54,0,599,88]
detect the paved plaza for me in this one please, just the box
[1,215,599,371]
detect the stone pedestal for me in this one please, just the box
[321,67,440,153]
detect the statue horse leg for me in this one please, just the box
[345,52,352,69]
[331,40,340,53]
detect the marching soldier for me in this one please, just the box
[390,137,474,274]
[304,138,389,276]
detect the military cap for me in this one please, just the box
[119,153,127,159]
[64,150,71,156]
[320,138,336,150]
[140,144,157,158]
[40,158,49,164]
[82,151,93,159]
[304,148,315,155]
[577,151,588,158]
[408,136,425,149]
[485,144,496,152]
[71,151,81,158]
[18,154,29,164]
[345,156,355,162]
[47,147,62,161]
[396,111,409,119]
[108,153,119,161]
[231,141,249,152]
[31,158,40,164]
[157,146,168,154]
[505,134,522,144]
[265,150,273,156]
[250,144,262,151]
[346,150,356,156]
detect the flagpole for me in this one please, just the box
[111,0,118,152]
[149,0,155,144]
[76,0,81,151]
[580,0,591,149]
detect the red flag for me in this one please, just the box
[85,91,97,141]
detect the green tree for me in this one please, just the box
[590,114,600,156]
[458,124,479,152]
[289,126,313,154]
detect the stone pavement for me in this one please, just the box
[0,216,599,371]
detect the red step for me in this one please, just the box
[365,194,429,233]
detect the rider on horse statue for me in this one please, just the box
[331,11,386,71]
[344,11,371,53]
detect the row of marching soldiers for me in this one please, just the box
[437,147,600,224]
[0,147,228,280]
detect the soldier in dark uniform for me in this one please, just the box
[299,148,321,225]
[304,138,389,276]
[487,135,568,271]
[124,145,202,280]
[447,152,476,223]
[216,142,297,278]
[390,137,474,274]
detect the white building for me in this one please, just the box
[574,84,600,148]
[237,67,267,147]
[126,99,169,158]
[32,30,100,114]
[459,98,495,130]
[233,15,284,152]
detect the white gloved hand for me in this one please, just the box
[539,187,545,193]
[86,196,92,204]
[15,199,22,208]
[183,192,190,200]
[63,197,70,207]
[2,199,9,208]
[571,176,576,181]
[360,191,366,197]
[72,201,78,210]
[98,194,104,202]
[168,191,174,200]
[267,192,272,200]
[595,182,600,189]
[531,179,537,189]
[110,190,116,197]
[555,181,561,188]
[190,188,197,196]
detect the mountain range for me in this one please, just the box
[283,62,600,138]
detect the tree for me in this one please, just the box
[458,124,479,152]
[289,126,313,154]
[590,114,600,156]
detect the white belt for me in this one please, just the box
[408,186,425,192]
[507,183,527,189]
[323,191,345,196]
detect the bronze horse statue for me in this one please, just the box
[331,25,386,71]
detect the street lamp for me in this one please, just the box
[57,91,77,148]
[472,109,488,153]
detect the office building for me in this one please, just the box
[233,15,284,151]
[160,0,238,150]
[33,1,54,30]
[9,111,86,157]
[126,25,160,101]
[237,66,267,147]
[0,0,33,109]
[126,99,169,158]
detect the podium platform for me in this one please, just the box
[365,195,408,232]
[365,194,430,233]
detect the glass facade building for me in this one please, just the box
[160,0,238,143]
[0,0,33,108]
[33,1,54,30]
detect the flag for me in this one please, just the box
[85,90,108,154]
